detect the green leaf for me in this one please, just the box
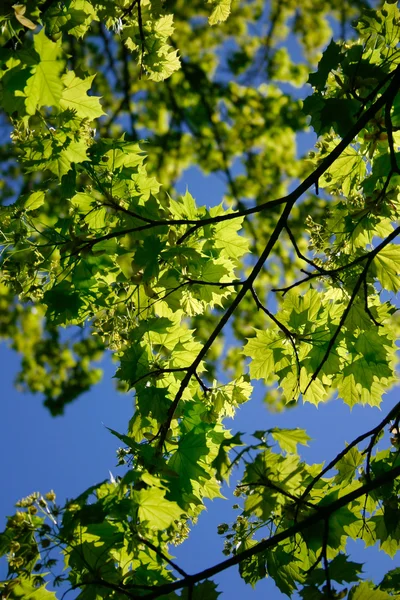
[270,428,311,454]
[0,578,57,599]
[328,553,363,585]
[321,145,366,196]
[243,330,281,381]
[168,429,211,488]
[70,191,106,227]
[22,190,45,211]
[304,96,359,138]
[132,487,183,530]
[181,580,221,599]
[308,40,343,91]
[59,71,104,119]
[136,386,172,423]
[373,245,400,292]
[267,547,305,596]
[239,543,267,586]
[24,29,65,114]
[348,581,392,600]
[379,567,400,594]
[208,0,232,25]
[115,343,151,388]
[123,12,181,81]
[169,189,200,220]
[61,0,98,38]
[211,432,243,482]
[43,281,87,324]
[334,446,364,484]
[372,508,400,558]
[212,214,249,261]
[356,2,400,50]
[134,235,165,282]
[337,354,393,409]
[3,2,400,597]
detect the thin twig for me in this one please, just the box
[385,97,400,174]
[250,286,301,398]
[298,400,400,509]
[237,480,318,510]
[363,277,382,327]
[322,519,332,597]
[137,0,146,78]
[138,536,189,578]
[285,224,326,273]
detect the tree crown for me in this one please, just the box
[1,0,400,598]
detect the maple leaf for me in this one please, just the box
[24,29,65,114]
[60,71,105,120]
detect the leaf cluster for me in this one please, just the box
[1,1,400,599]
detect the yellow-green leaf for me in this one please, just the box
[60,71,105,120]
[208,0,232,25]
[373,245,400,292]
[132,488,183,530]
[24,29,65,114]
[23,191,45,211]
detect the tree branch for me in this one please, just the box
[156,64,400,451]
[304,223,400,393]
[137,535,189,578]
[121,464,400,599]
[297,399,400,507]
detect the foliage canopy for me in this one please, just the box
[1,0,400,598]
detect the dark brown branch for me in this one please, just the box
[298,399,400,507]
[363,277,382,327]
[122,464,400,599]
[194,372,210,394]
[273,222,400,295]
[137,536,189,578]
[242,2,283,84]
[186,278,245,287]
[61,577,153,600]
[322,519,332,597]
[385,98,400,174]
[272,273,318,295]
[237,480,317,511]
[357,70,394,112]
[99,24,117,77]
[57,401,400,600]
[285,224,326,273]
[61,465,400,600]
[156,195,297,454]
[120,0,138,19]
[179,65,400,243]
[67,197,289,254]
[303,258,371,395]
[137,0,146,78]
[128,366,188,389]
[103,97,126,134]
[61,64,400,254]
